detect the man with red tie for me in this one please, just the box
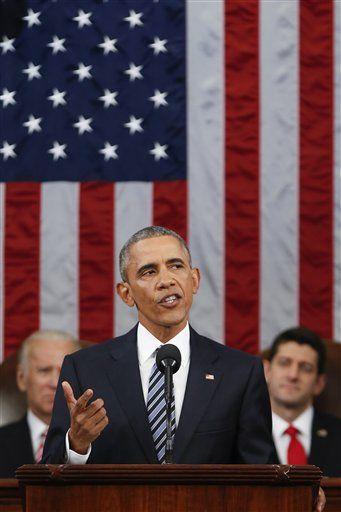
[264,327,341,476]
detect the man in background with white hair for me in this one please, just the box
[0,330,79,477]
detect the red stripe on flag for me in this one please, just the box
[79,183,114,342]
[299,0,334,338]
[4,183,40,356]
[225,0,259,353]
[153,181,187,242]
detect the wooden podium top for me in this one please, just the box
[16,464,322,486]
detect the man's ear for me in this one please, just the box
[191,267,201,294]
[116,282,135,308]
[313,373,326,397]
[16,365,27,392]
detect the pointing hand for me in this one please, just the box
[62,381,109,454]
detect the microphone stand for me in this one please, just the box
[164,363,174,464]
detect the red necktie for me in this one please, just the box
[285,424,307,465]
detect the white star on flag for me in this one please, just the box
[73,62,92,81]
[149,37,168,55]
[48,141,67,161]
[0,141,16,161]
[99,142,118,161]
[73,115,93,135]
[124,116,144,135]
[124,63,143,81]
[48,88,67,108]
[22,62,42,81]
[124,10,143,28]
[98,36,118,55]
[47,35,66,54]
[23,9,41,28]
[0,88,16,107]
[73,10,92,28]
[149,89,168,108]
[23,115,42,134]
[99,89,118,108]
[150,142,168,161]
[0,36,15,55]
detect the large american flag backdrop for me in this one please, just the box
[0,0,340,359]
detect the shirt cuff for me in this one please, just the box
[65,429,91,464]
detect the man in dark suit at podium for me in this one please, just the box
[264,327,341,477]
[42,227,326,510]
[44,226,275,466]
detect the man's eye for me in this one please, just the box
[301,364,313,373]
[142,269,155,276]
[278,359,290,367]
[171,264,183,269]
[37,368,50,374]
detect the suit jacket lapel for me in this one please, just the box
[21,416,35,463]
[173,327,222,462]
[309,410,328,468]
[104,326,158,463]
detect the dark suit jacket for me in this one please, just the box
[273,410,341,477]
[43,325,275,464]
[0,415,34,477]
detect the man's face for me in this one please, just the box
[265,341,325,410]
[117,236,200,340]
[17,338,75,423]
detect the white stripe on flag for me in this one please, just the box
[0,184,4,361]
[260,0,299,349]
[187,0,225,344]
[114,182,153,337]
[40,183,79,336]
[334,0,341,342]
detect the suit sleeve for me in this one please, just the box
[235,357,276,464]
[42,354,82,464]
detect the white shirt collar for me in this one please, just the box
[272,405,314,437]
[27,409,48,438]
[137,322,190,367]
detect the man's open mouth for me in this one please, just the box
[158,293,181,305]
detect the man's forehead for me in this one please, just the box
[276,341,318,364]
[129,236,188,262]
[29,339,73,360]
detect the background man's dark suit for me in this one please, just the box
[273,410,341,477]
[43,325,275,464]
[0,416,34,477]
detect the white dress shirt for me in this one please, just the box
[272,406,313,464]
[26,409,49,460]
[67,322,190,463]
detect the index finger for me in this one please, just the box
[73,388,94,413]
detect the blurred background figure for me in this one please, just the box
[264,327,341,477]
[0,330,80,477]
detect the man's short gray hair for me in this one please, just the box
[17,330,80,373]
[119,226,192,282]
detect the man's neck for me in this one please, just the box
[271,400,312,423]
[138,320,188,343]
[28,408,50,426]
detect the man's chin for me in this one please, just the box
[276,396,306,410]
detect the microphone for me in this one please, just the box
[156,344,181,464]
[156,344,181,374]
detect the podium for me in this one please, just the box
[16,464,322,512]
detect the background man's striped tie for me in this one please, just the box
[147,357,176,463]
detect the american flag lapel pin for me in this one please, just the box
[205,373,214,380]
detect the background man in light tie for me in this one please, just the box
[263,326,341,477]
[0,330,79,477]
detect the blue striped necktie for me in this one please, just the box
[147,355,176,463]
